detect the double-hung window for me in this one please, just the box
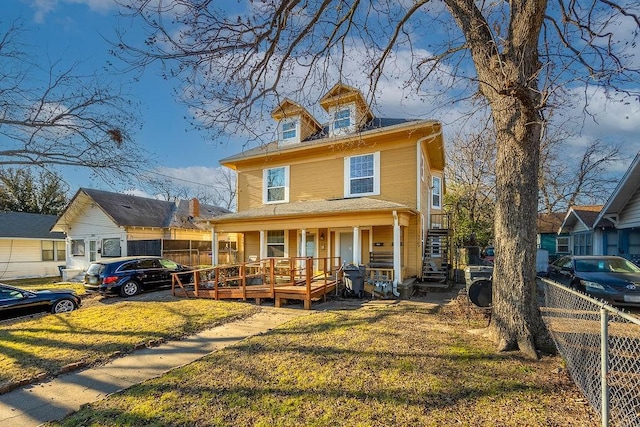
[280,120,298,143]
[556,236,570,254]
[334,108,351,130]
[432,176,442,209]
[344,152,380,197]
[267,230,286,257]
[42,241,65,261]
[264,166,289,203]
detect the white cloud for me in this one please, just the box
[28,0,117,23]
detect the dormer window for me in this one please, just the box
[280,119,298,143]
[329,104,356,137]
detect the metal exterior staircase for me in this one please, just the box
[421,213,451,284]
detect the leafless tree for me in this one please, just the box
[141,167,237,210]
[115,0,640,359]
[0,19,146,184]
[445,121,497,247]
[539,124,623,214]
[210,168,237,211]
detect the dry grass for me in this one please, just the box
[0,298,258,388]
[52,297,597,427]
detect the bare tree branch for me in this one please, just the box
[0,19,147,185]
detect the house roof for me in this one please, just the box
[206,197,414,223]
[595,151,640,226]
[559,205,613,233]
[0,211,65,239]
[220,117,438,165]
[53,188,229,232]
[537,212,565,234]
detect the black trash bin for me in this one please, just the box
[343,264,365,298]
[58,265,66,279]
[467,278,492,308]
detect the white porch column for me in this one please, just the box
[211,227,218,266]
[260,230,266,259]
[353,226,360,265]
[301,229,307,257]
[393,211,401,288]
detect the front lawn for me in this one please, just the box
[52,301,596,427]
[0,298,258,389]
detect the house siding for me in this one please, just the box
[238,141,421,211]
[244,232,261,260]
[618,186,640,228]
[0,239,65,279]
[65,204,124,270]
[379,144,418,206]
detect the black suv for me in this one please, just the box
[83,256,192,297]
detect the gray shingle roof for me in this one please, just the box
[0,212,65,239]
[75,188,229,229]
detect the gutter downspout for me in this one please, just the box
[392,210,401,297]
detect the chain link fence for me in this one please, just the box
[540,278,640,427]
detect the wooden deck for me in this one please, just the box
[171,257,342,310]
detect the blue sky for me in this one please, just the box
[6,0,243,195]
[6,0,640,203]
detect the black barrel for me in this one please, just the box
[467,278,492,307]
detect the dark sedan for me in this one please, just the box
[546,255,640,307]
[84,256,193,297]
[0,283,81,320]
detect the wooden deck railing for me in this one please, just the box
[171,256,343,310]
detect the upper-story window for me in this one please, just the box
[344,152,380,197]
[280,119,298,143]
[334,108,351,129]
[264,166,290,204]
[432,176,442,209]
[330,104,356,137]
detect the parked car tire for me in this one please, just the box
[51,299,77,314]
[120,280,140,297]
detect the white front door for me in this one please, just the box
[340,232,354,265]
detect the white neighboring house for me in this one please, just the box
[558,205,614,256]
[51,188,230,279]
[0,211,67,280]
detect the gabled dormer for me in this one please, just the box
[319,83,374,137]
[271,99,322,146]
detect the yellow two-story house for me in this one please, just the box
[207,83,447,296]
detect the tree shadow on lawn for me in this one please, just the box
[0,301,256,389]
[59,353,582,427]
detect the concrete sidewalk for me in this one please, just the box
[0,306,308,427]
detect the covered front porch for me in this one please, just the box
[204,199,419,297]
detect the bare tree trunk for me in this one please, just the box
[488,96,553,359]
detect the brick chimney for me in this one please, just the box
[189,198,200,218]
